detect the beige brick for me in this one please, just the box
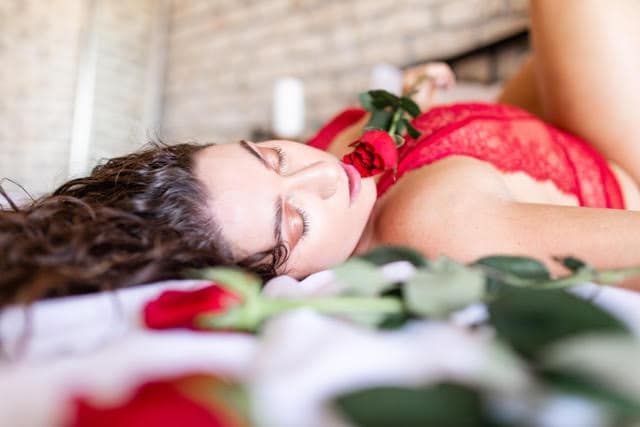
[0,0,533,167]
[453,54,494,83]
[437,0,506,27]
[507,0,529,13]
[496,43,529,80]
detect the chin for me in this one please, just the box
[358,178,378,215]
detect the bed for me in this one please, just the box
[2,258,640,426]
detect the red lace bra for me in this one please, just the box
[307,102,625,209]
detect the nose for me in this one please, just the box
[284,161,342,199]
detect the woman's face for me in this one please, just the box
[194,140,377,278]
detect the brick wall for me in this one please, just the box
[0,0,530,195]
[162,0,530,143]
[0,0,163,194]
[87,0,162,167]
[0,0,86,195]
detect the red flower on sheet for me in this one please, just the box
[342,130,398,177]
[143,283,242,330]
[68,374,247,427]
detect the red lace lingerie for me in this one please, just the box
[307,102,625,209]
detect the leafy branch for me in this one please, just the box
[359,90,422,145]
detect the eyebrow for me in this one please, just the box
[239,140,285,244]
[239,139,269,169]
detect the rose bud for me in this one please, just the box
[68,374,248,427]
[143,283,242,330]
[342,130,398,177]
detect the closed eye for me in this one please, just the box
[271,146,288,174]
[241,140,310,246]
[296,205,310,239]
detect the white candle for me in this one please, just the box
[272,77,305,139]
[370,63,403,95]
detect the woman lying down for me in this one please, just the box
[3,0,640,305]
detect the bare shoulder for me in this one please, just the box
[377,155,511,216]
[375,155,512,259]
[373,155,640,272]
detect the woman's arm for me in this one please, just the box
[388,195,640,289]
[376,157,640,289]
[496,55,546,119]
[528,0,640,184]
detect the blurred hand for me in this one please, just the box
[402,62,456,111]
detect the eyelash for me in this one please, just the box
[272,146,288,173]
[297,206,310,239]
[269,145,309,239]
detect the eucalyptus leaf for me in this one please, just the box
[365,109,393,130]
[333,257,397,296]
[489,288,630,359]
[358,245,428,267]
[377,312,412,329]
[197,302,261,332]
[474,256,551,296]
[404,257,485,318]
[474,256,551,281]
[543,334,640,408]
[334,382,491,427]
[554,256,588,273]
[542,371,640,421]
[399,96,421,117]
[188,267,261,299]
[404,119,422,139]
[359,92,374,111]
[340,312,390,328]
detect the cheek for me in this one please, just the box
[284,213,352,276]
[314,207,364,259]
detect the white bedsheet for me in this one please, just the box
[2,267,640,427]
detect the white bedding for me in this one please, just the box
[2,265,640,427]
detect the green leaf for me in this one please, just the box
[371,98,391,110]
[333,257,397,296]
[474,256,551,281]
[358,245,428,268]
[541,334,640,418]
[399,96,421,117]
[369,89,401,107]
[404,119,422,139]
[554,256,588,273]
[404,257,485,318]
[542,371,640,420]
[474,256,551,296]
[489,287,630,359]
[196,304,261,331]
[358,92,374,111]
[188,267,261,299]
[334,382,490,427]
[376,312,413,329]
[365,109,393,130]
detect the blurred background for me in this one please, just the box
[0,0,530,195]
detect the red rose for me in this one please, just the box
[143,283,242,330]
[342,129,398,177]
[68,374,246,427]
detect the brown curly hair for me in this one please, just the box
[0,142,289,307]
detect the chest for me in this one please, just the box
[375,155,581,209]
[497,168,580,206]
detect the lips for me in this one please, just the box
[341,162,362,205]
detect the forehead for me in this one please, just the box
[194,143,277,259]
